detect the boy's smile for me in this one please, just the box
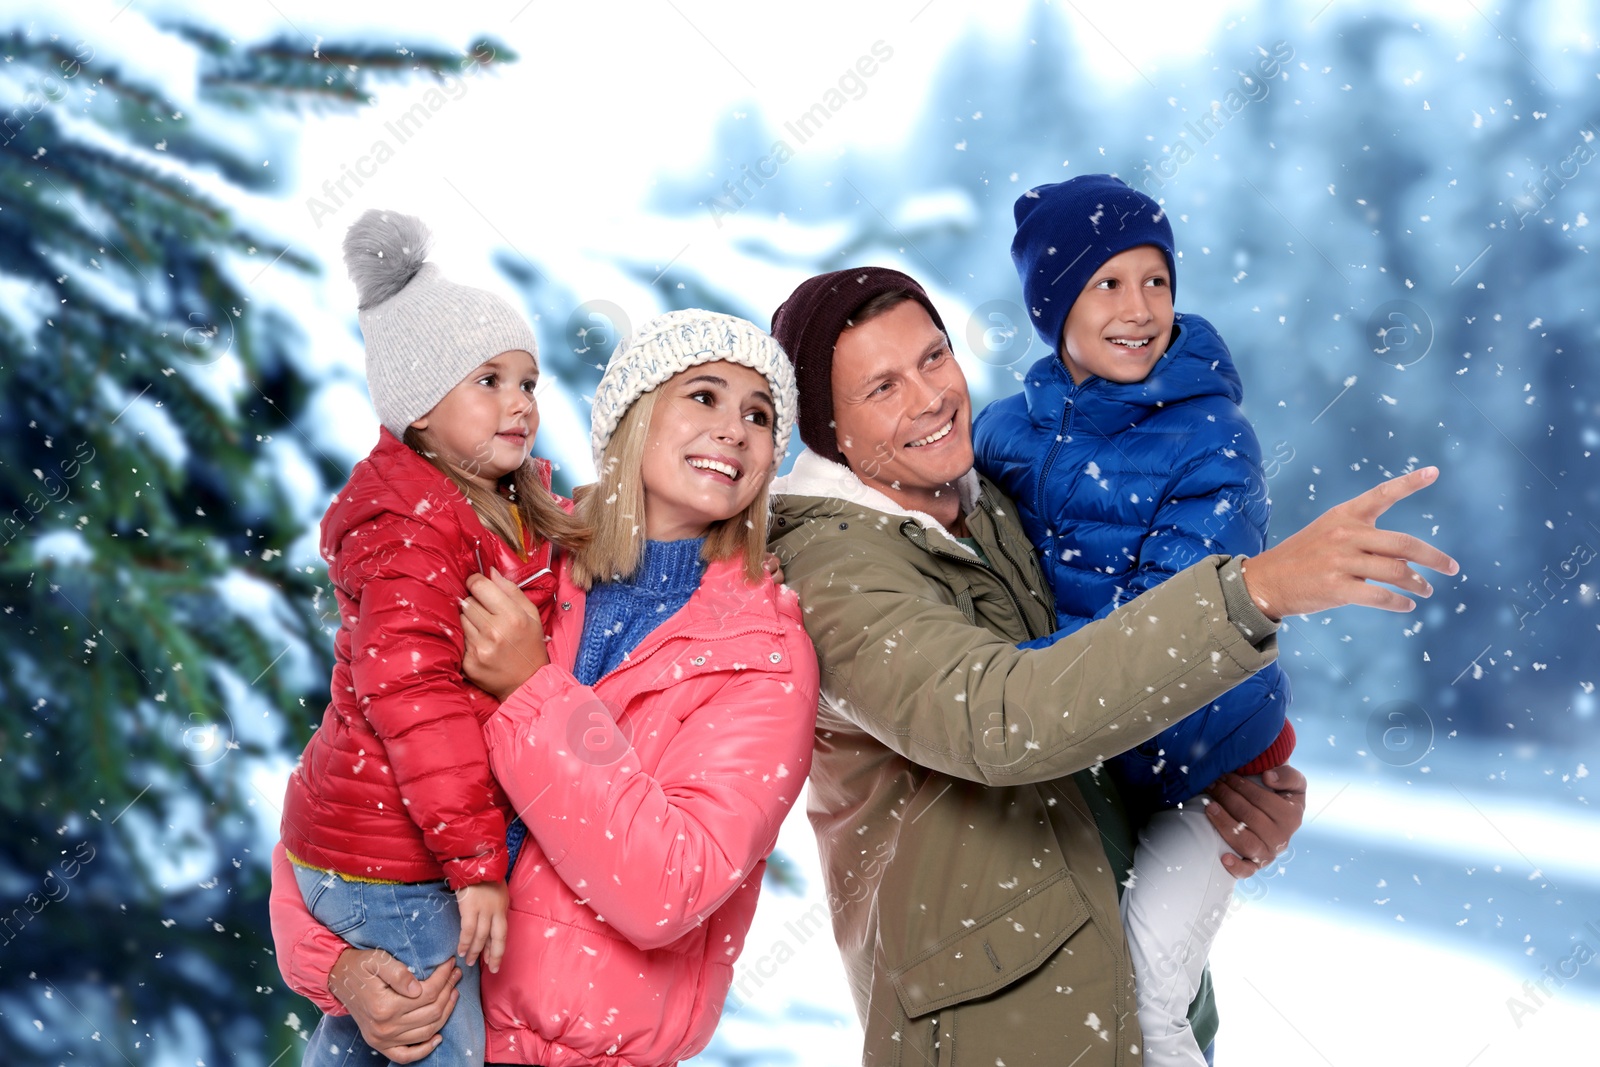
[1059,244,1176,385]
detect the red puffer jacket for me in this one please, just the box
[281,428,563,890]
[270,553,821,1066]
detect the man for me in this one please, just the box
[767,267,1454,1064]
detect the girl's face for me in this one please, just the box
[638,361,776,542]
[410,349,539,491]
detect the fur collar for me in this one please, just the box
[771,448,983,557]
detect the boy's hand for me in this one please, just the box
[461,568,549,701]
[1241,466,1457,620]
[455,879,509,973]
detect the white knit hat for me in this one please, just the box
[343,209,540,437]
[590,309,797,467]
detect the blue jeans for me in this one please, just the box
[293,864,484,1066]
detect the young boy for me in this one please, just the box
[973,174,1295,1066]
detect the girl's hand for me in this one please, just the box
[1204,764,1307,878]
[1240,466,1458,621]
[326,947,460,1062]
[455,879,510,973]
[461,568,549,701]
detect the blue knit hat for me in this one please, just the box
[1011,175,1176,353]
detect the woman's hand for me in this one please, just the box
[461,568,549,702]
[1204,764,1306,877]
[763,551,784,584]
[326,947,460,1063]
[1240,466,1458,621]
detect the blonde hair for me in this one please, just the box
[570,388,771,590]
[402,425,590,556]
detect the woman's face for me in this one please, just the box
[638,361,776,541]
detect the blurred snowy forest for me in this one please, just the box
[0,1,1595,1064]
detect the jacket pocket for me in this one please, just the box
[918,920,1138,1067]
[888,868,1089,1018]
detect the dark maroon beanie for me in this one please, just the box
[1012,175,1176,354]
[770,266,949,461]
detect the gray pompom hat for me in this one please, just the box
[343,209,540,438]
[590,309,796,468]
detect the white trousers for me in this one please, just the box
[1121,783,1259,1066]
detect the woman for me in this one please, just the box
[270,309,820,1066]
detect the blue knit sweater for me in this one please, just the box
[575,538,707,685]
[506,538,706,871]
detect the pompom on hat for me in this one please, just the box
[590,310,796,468]
[342,208,540,437]
[1011,175,1176,354]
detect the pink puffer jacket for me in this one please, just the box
[270,553,820,1066]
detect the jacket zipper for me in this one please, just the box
[1032,377,1077,520]
[905,505,1139,1058]
[883,490,1142,1061]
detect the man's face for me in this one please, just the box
[830,299,974,514]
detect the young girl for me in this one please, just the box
[279,210,586,1066]
[270,309,820,1066]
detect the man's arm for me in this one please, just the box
[787,465,1454,786]
[785,534,1275,787]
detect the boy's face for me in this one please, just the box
[1058,244,1175,385]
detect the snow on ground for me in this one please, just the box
[1210,900,1600,1065]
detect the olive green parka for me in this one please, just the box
[770,449,1278,1066]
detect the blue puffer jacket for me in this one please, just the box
[973,312,1290,809]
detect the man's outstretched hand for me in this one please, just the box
[1241,466,1458,621]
